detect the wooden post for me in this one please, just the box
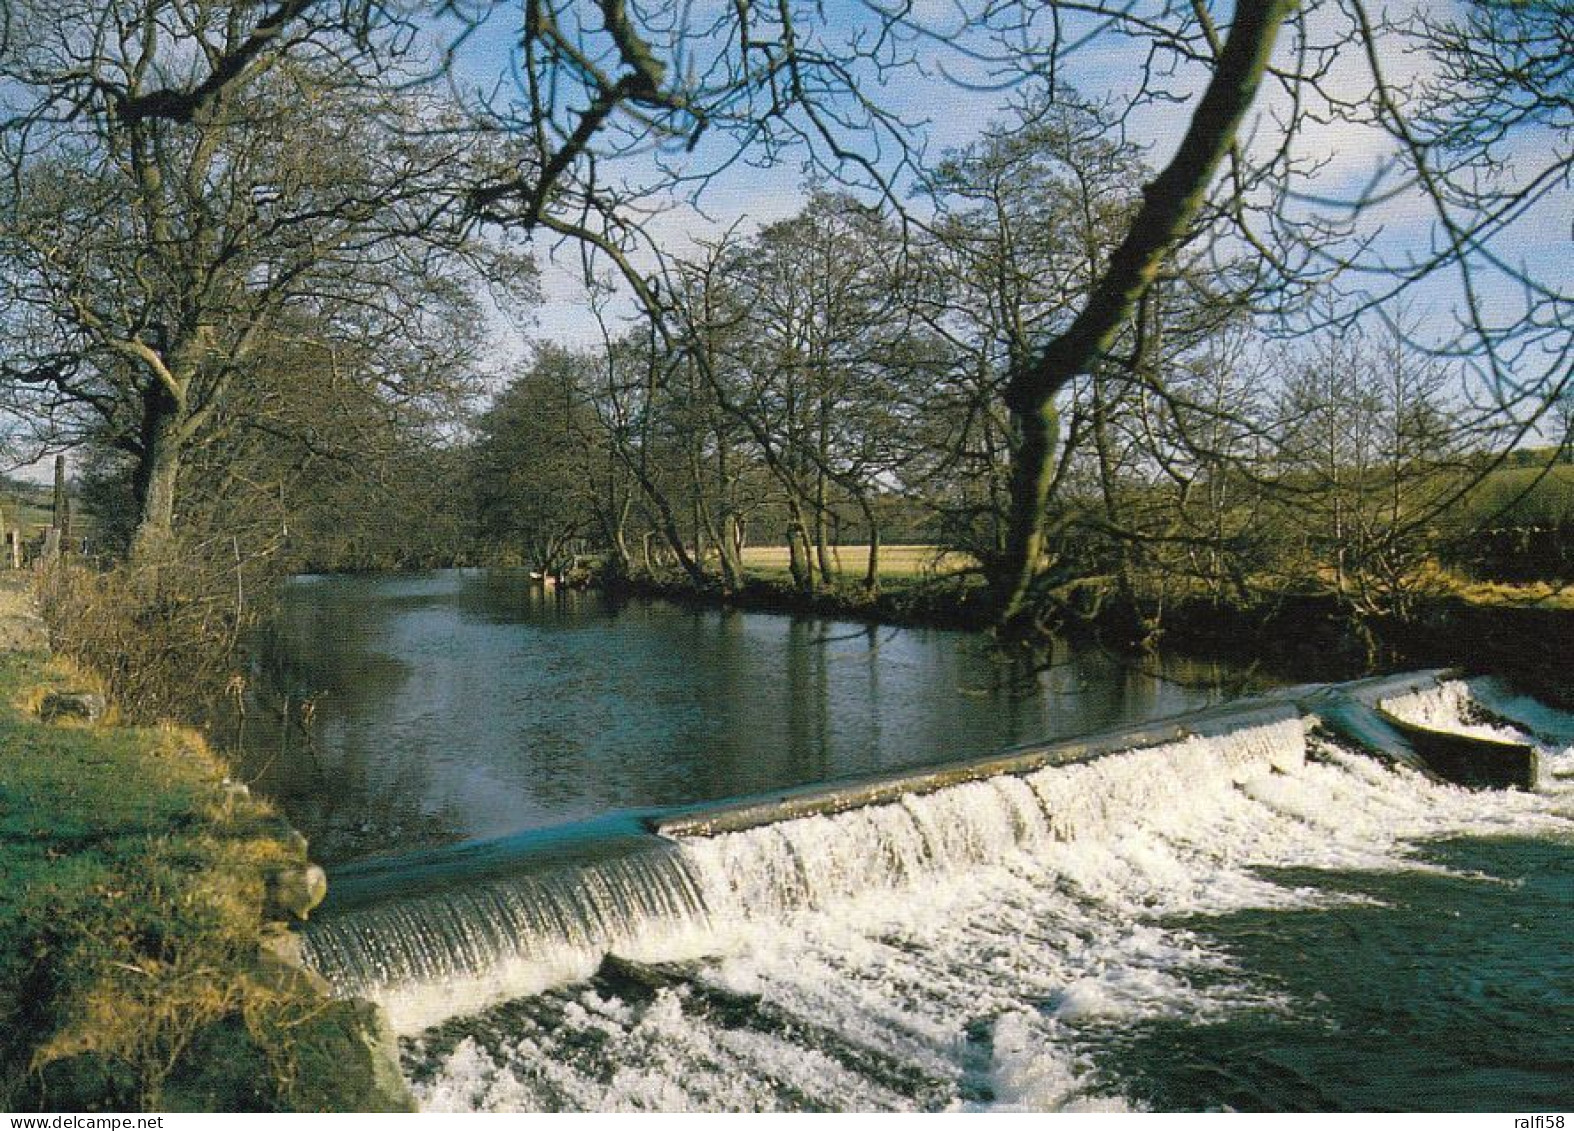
[8,530,18,570]
[52,455,66,530]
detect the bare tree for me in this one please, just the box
[5,0,1563,629]
[0,0,521,561]
[681,194,922,593]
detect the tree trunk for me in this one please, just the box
[623,459,708,586]
[813,474,835,586]
[993,0,1294,630]
[129,390,185,565]
[993,393,1060,621]
[651,498,709,587]
[1090,370,1135,606]
[860,493,881,594]
[605,496,633,578]
[786,520,809,593]
[715,518,744,591]
[785,496,816,594]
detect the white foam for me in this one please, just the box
[1377,677,1574,797]
[985,1012,1136,1112]
[1466,677,1574,748]
[407,715,1571,1111]
[305,850,719,1033]
[1380,680,1532,744]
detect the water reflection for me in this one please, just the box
[234,570,1274,863]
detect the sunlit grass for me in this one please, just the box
[1450,578,1574,609]
[0,644,391,1110]
[738,543,975,581]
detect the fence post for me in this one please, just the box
[52,455,66,530]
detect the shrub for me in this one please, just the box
[36,548,269,725]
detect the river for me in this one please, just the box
[237,569,1263,864]
[238,569,1574,1112]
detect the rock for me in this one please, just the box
[258,922,306,968]
[264,863,328,921]
[346,998,417,1112]
[39,690,107,723]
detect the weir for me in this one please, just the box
[301,669,1565,1034]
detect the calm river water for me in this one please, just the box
[237,569,1264,863]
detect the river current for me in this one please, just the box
[241,570,1574,1112]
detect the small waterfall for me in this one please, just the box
[1379,678,1574,791]
[678,774,1055,921]
[674,717,1306,929]
[1379,679,1528,744]
[304,842,714,1033]
[1459,677,1574,750]
[406,704,1572,1113]
[305,714,1308,1033]
[302,679,1564,1046]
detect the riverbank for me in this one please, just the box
[599,567,1574,703]
[603,569,995,630]
[0,575,409,1112]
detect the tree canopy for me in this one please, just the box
[0,0,1566,624]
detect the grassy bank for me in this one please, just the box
[738,544,973,581]
[0,579,408,1112]
[606,563,996,631]
[605,547,1574,699]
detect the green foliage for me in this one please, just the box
[470,348,603,573]
[1441,464,1574,581]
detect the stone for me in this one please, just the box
[264,863,328,921]
[258,922,306,968]
[39,690,107,723]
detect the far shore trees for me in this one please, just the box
[0,0,1567,631]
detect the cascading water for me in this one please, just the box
[301,680,1574,1112]
[679,717,1307,928]
[1380,679,1530,743]
[303,841,716,1032]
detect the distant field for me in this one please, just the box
[739,544,974,580]
[0,485,98,553]
[1452,578,1574,610]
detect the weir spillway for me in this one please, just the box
[300,669,1569,1052]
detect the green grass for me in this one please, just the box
[0,648,406,1111]
[1450,463,1574,529]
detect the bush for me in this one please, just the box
[37,549,269,725]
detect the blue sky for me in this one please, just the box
[8,0,1560,485]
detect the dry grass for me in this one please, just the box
[0,648,315,1109]
[36,558,257,724]
[1450,578,1574,609]
[739,543,975,580]
[0,629,375,1110]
